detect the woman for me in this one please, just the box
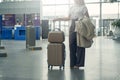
[54,0,89,69]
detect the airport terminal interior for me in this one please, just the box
[0,0,120,80]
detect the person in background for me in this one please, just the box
[53,0,89,69]
[14,21,21,30]
[12,20,21,38]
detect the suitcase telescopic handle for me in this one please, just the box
[53,21,61,31]
[53,28,61,31]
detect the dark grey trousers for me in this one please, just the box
[69,31,85,67]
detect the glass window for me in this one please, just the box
[85,0,100,3]
[43,5,69,18]
[55,0,69,4]
[43,6,56,17]
[102,2,119,19]
[42,0,55,4]
[86,4,100,16]
[69,0,73,4]
[55,5,69,17]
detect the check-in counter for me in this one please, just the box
[1,28,12,39]
[14,26,40,40]
[14,27,26,40]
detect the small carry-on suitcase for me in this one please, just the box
[47,43,65,69]
[48,31,65,43]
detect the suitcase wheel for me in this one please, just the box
[48,65,53,70]
[63,65,65,69]
[48,65,50,69]
[59,66,62,70]
[51,66,53,69]
[59,65,65,70]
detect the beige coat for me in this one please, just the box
[75,17,95,48]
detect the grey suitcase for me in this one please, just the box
[47,43,65,69]
[41,20,49,39]
[26,26,36,48]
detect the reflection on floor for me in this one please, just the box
[0,36,120,80]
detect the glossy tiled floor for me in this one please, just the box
[0,36,120,80]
